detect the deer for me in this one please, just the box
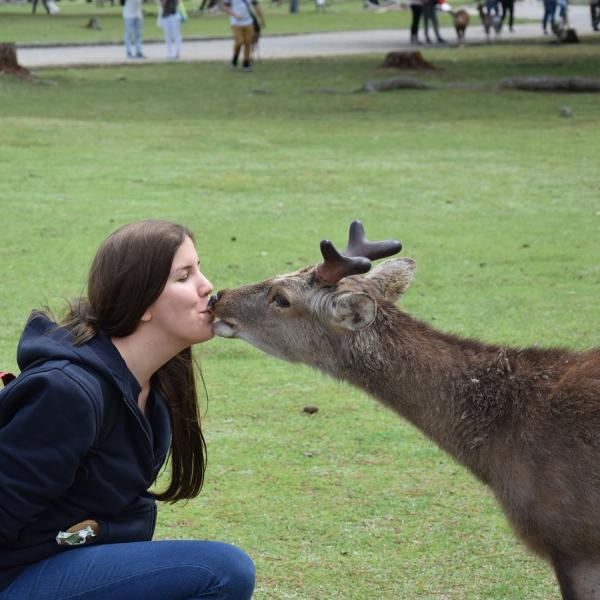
[208,220,600,600]
[439,2,470,44]
[477,0,502,41]
[450,7,470,44]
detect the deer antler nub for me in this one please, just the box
[316,220,402,284]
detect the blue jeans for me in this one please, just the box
[124,17,143,57]
[0,540,255,600]
[543,0,557,29]
[486,0,499,15]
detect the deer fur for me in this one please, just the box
[210,252,600,600]
[450,8,470,44]
[477,1,502,41]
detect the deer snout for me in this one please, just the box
[207,291,223,312]
[209,290,239,339]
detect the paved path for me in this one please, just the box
[17,1,597,69]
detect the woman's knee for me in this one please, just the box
[185,541,255,599]
[217,544,255,599]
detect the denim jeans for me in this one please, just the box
[543,0,557,29]
[124,17,143,57]
[0,540,255,600]
[486,0,499,15]
[162,14,182,59]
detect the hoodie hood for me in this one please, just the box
[1,313,173,591]
[17,312,142,402]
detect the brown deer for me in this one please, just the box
[449,7,470,44]
[209,221,600,600]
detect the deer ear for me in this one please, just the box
[330,292,377,331]
[367,258,416,302]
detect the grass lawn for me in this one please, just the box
[1,42,599,598]
[0,0,438,45]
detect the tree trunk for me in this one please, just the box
[381,51,437,70]
[499,76,600,92]
[0,43,32,79]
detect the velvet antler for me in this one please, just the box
[316,220,402,284]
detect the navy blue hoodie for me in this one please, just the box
[0,314,171,592]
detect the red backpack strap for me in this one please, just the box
[0,372,16,387]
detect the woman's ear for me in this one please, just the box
[140,310,152,323]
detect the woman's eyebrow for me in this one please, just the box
[173,261,200,273]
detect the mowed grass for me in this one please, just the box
[1,0,428,45]
[1,43,599,598]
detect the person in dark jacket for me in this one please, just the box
[408,0,424,44]
[0,220,255,600]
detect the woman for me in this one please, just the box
[409,0,424,44]
[542,0,557,33]
[161,0,182,59]
[422,0,445,43]
[123,0,145,59]
[223,0,265,71]
[0,220,255,600]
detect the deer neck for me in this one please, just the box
[331,309,561,483]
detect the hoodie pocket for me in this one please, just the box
[95,500,157,545]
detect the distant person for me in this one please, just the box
[423,0,446,43]
[223,0,265,71]
[500,0,514,31]
[161,0,182,59]
[557,0,568,25]
[32,0,59,14]
[486,0,499,16]
[542,0,557,33]
[122,0,145,59]
[31,0,50,14]
[199,0,218,10]
[592,0,600,30]
[409,0,424,44]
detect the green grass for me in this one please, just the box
[1,43,600,598]
[1,0,431,45]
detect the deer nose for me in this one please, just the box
[207,291,223,311]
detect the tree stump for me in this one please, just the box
[0,43,32,80]
[382,51,437,70]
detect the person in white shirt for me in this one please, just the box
[222,0,265,71]
[123,0,145,58]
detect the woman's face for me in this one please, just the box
[145,236,215,347]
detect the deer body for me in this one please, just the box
[210,223,600,599]
[477,1,502,40]
[450,8,470,43]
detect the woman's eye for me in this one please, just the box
[178,272,189,282]
[272,293,290,308]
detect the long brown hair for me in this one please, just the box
[62,219,207,502]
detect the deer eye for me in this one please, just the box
[271,293,290,308]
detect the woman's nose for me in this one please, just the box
[198,273,213,297]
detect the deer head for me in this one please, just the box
[209,221,416,370]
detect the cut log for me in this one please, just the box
[361,76,433,93]
[382,51,437,70]
[0,43,32,80]
[499,76,600,92]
